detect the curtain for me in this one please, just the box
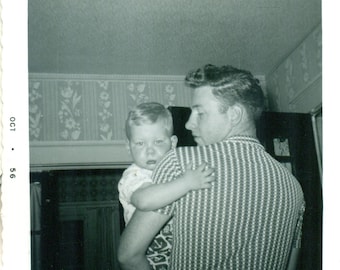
[30,182,41,270]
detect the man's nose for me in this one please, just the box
[185,114,196,131]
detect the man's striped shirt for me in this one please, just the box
[152,136,305,270]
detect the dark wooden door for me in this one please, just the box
[257,112,322,270]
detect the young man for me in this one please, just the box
[118,64,305,270]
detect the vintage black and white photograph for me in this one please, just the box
[2,0,333,269]
[27,1,322,269]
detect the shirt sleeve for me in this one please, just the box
[292,201,306,249]
[118,166,153,204]
[152,149,183,216]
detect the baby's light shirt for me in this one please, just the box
[118,163,153,224]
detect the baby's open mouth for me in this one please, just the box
[146,160,157,165]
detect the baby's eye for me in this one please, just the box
[135,141,144,146]
[155,139,164,145]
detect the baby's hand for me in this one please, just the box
[182,162,215,190]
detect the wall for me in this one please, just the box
[266,24,322,113]
[29,33,321,168]
[29,74,192,169]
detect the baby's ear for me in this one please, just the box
[171,135,178,149]
[125,139,131,155]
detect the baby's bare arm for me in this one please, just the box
[131,163,215,211]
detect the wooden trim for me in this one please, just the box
[30,141,132,171]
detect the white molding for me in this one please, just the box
[30,141,132,171]
[29,72,186,82]
[30,140,127,147]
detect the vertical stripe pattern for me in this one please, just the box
[153,136,305,270]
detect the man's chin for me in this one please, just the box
[193,137,204,146]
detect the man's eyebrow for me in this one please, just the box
[191,104,201,109]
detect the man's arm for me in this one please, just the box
[287,201,304,270]
[286,247,300,270]
[118,210,171,270]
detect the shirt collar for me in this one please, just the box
[225,135,262,144]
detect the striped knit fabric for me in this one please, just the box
[153,136,305,270]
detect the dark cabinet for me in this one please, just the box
[58,201,121,270]
[168,106,196,147]
[31,169,125,270]
[256,112,322,270]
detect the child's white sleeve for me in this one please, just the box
[118,166,153,224]
[118,169,152,203]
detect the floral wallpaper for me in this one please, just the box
[29,74,192,142]
[58,81,82,140]
[266,24,322,113]
[29,82,43,140]
[97,81,113,140]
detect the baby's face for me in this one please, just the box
[128,122,177,171]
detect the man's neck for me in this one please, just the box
[225,120,257,139]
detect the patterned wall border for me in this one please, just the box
[29,73,192,142]
[266,23,322,113]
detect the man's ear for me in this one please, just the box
[171,135,178,149]
[228,104,244,126]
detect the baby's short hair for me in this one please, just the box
[125,102,174,140]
